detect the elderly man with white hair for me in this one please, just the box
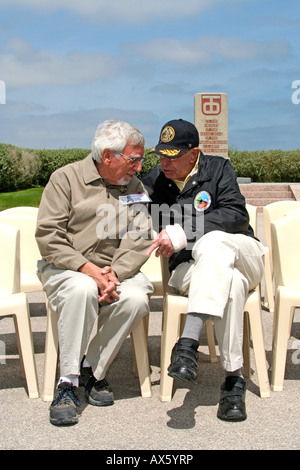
[36,120,153,426]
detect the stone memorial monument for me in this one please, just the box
[194,93,228,158]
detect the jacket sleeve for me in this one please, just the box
[35,170,90,271]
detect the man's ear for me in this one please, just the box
[102,148,112,164]
[191,147,200,162]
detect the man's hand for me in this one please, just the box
[146,229,175,258]
[78,262,120,303]
[100,266,120,285]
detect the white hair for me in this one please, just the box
[92,120,145,163]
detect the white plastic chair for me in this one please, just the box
[270,214,300,391]
[141,252,164,297]
[0,213,42,292]
[0,206,39,216]
[0,223,39,398]
[262,201,300,313]
[159,261,270,401]
[42,296,152,401]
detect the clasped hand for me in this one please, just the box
[78,262,120,304]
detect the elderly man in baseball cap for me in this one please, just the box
[142,119,266,422]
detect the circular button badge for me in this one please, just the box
[194,191,211,212]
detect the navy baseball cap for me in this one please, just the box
[150,119,199,158]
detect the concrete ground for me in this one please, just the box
[0,214,299,451]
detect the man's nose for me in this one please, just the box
[133,160,143,171]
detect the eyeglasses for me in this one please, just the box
[118,152,145,165]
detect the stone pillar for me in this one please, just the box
[194,93,228,158]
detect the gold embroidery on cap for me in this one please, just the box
[159,148,181,156]
[161,126,175,143]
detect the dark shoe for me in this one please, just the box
[217,376,247,422]
[79,356,114,406]
[85,376,114,406]
[167,337,199,384]
[49,382,81,426]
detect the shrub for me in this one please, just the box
[0,144,17,192]
[0,143,41,192]
[34,148,90,186]
[0,145,91,191]
[229,149,300,182]
[138,149,160,177]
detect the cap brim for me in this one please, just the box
[149,144,186,158]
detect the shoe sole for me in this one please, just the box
[217,406,247,422]
[50,416,79,426]
[217,413,247,422]
[168,369,197,385]
[86,392,114,407]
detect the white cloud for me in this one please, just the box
[3,33,289,91]
[124,36,292,65]
[0,0,240,23]
[0,37,120,88]
[0,105,159,149]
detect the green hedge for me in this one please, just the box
[229,149,300,183]
[0,143,299,192]
[32,147,90,187]
[0,144,90,191]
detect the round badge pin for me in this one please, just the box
[194,191,211,212]
[160,126,175,143]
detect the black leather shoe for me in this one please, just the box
[217,376,247,422]
[167,337,199,384]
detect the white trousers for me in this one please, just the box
[37,260,153,380]
[168,231,266,371]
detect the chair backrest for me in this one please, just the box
[0,223,20,296]
[0,213,40,291]
[0,206,39,216]
[263,201,300,264]
[271,214,300,288]
[246,204,258,236]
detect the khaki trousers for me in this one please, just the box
[37,260,153,380]
[168,231,266,371]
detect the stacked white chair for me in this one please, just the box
[262,201,300,313]
[0,223,39,398]
[0,211,42,292]
[270,214,300,391]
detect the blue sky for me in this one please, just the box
[0,0,299,151]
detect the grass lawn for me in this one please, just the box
[0,187,44,211]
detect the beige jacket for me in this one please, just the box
[36,154,153,282]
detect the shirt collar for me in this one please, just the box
[174,154,200,191]
[82,153,103,184]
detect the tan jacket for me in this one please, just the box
[36,154,153,282]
